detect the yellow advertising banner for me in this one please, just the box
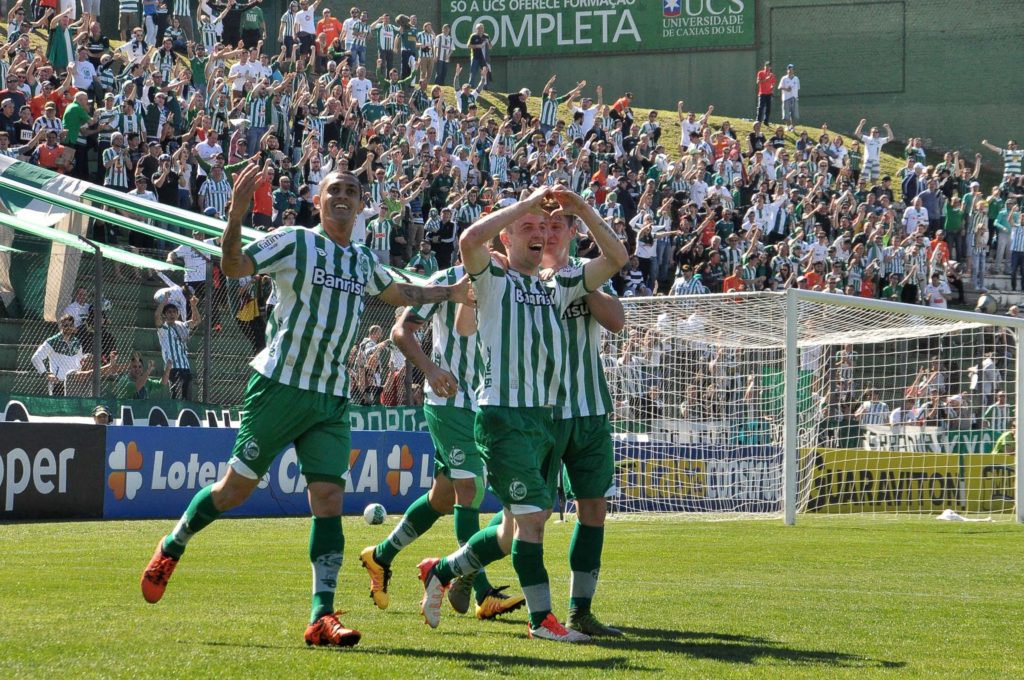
[806,449,1014,514]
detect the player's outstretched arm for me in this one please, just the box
[550,188,629,290]
[391,309,459,399]
[460,186,552,274]
[377,276,471,307]
[221,162,260,278]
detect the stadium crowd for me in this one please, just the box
[4,2,1022,406]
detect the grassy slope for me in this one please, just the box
[465,87,1006,190]
[1,515,1021,679]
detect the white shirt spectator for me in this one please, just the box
[229,61,259,93]
[352,206,377,245]
[860,134,890,162]
[73,60,97,90]
[923,280,950,308]
[902,205,929,234]
[63,300,92,328]
[348,77,372,106]
[295,5,317,34]
[171,239,217,283]
[779,74,800,101]
[31,333,83,393]
[195,139,222,177]
[573,106,598,135]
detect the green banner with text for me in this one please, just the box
[442,0,755,57]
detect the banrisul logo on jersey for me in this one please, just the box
[102,427,499,518]
[311,267,366,294]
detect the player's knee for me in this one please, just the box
[576,497,607,526]
[512,510,548,542]
[428,478,456,513]
[452,477,482,508]
[307,481,344,516]
[211,474,258,511]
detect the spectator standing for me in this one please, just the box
[467,23,490,89]
[755,61,775,124]
[294,0,320,58]
[981,139,1022,183]
[432,23,453,84]
[1010,214,1024,291]
[778,64,799,131]
[31,314,83,396]
[992,198,1019,276]
[239,1,267,49]
[155,293,202,400]
[854,119,894,183]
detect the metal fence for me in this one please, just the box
[0,235,425,407]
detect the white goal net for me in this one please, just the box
[606,290,1022,522]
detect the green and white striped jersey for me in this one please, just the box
[539,93,570,127]
[471,260,589,408]
[555,257,615,420]
[407,265,480,409]
[157,321,192,370]
[246,93,269,128]
[366,217,394,251]
[243,226,395,397]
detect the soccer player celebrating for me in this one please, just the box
[359,259,526,620]
[541,210,626,637]
[140,163,470,648]
[417,186,628,643]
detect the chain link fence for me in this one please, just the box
[0,234,426,408]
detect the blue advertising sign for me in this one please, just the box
[103,426,499,519]
[613,440,782,513]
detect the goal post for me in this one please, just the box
[611,289,1022,523]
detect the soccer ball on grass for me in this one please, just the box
[363,503,387,525]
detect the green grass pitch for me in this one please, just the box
[1,515,1021,679]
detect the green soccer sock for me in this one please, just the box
[568,522,604,614]
[309,515,345,623]
[161,485,222,559]
[453,505,495,601]
[374,493,443,566]
[434,524,506,585]
[487,511,504,529]
[512,539,551,629]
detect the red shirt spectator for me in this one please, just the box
[757,65,777,95]
[317,15,343,48]
[253,174,273,219]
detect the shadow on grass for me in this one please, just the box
[195,640,298,651]
[606,627,905,669]
[356,647,652,672]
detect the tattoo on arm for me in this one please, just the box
[396,282,454,305]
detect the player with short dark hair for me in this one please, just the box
[140,166,470,648]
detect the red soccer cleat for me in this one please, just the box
[141,541,179,604]
[304,612,362,647]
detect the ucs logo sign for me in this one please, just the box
[108,441,144,501]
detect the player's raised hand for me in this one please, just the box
[549,186,590,218]
[228,162,262,219]
[523,185,554,213]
